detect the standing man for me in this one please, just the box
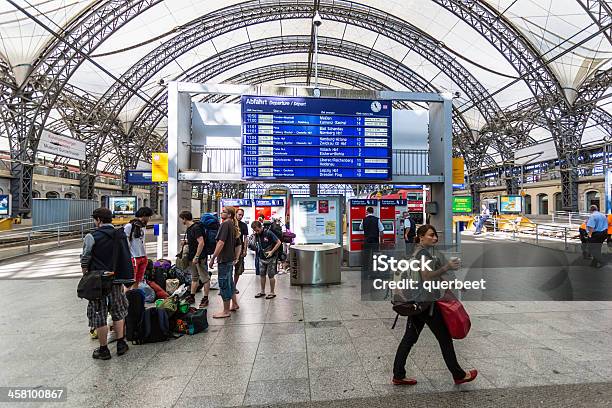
[474,204,490,235]
[81,208,133,360]
[179,211,210,308]
[124,207,153,289]
[586,205,608,268]
[360,207,384,278]
[252,220,282,299]
[403,212,416,255]
[209,206,240,318]
[234,208,249,293]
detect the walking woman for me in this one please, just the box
[392,224,477,385]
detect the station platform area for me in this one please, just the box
[1,236,612,407]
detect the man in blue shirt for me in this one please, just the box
[586,205,608,268]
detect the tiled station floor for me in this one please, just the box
[1,254,612,407]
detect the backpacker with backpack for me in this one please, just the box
[200,213,220,255]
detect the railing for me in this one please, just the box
[392,149,428,176]
[202,146,241,174]
[0,218,97,261]
[477,216,582,251]
[551,211,590,225]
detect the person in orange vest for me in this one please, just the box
[607,214,612,246]
[579,221,589,259]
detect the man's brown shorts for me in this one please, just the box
[234,256,245,276]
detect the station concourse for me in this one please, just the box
[0,1,611,407]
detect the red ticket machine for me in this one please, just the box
[347,199,379,266]
[254,198,285,222]
[380,199,407,248]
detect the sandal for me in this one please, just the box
[265,294,276,299]
[255,293,266,298]
[230,305,240,311]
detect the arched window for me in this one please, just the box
[538,194,548,215]
[524,194,532,214]
[585,190,601,211]
[101,195,108,207]
[64,192,76,199]
[143,198,148,207]
[32,190,41,199]
[554,192,563,212]
[46,191,60,199]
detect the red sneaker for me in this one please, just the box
[392,377,417,385]
[454,369,478,385]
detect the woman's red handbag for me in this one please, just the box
[437,290,471,339]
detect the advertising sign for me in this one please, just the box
[452,157,465,185]
[452,196,473,213]
[0,195,9,216]
[109,196,137,216]
[152,153,168,182]
[38,131,86,161]
[500,196,522,213]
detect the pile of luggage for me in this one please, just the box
[125,259,208,344]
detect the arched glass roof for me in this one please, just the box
[0,0,610,169]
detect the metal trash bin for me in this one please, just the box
[289,244,342,285]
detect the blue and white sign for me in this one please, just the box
[0,194,9,216]
[254,199,284,207]
[242,96,392,181]
[350,199,379,206]
[221,199,253,207]
[393,185,423,189]
[126,170,154,185]
[380,199,408,206]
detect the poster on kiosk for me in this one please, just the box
[220,199,254,232]
[254,199,285,224]
[290,197,342,245]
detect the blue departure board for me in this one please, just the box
[241,96,392,181]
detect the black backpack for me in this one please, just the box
[135,308,171,344]
[125,289,145,342]
[153,268,167,292]
[127,219,144,241]
[264,221,283,241]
